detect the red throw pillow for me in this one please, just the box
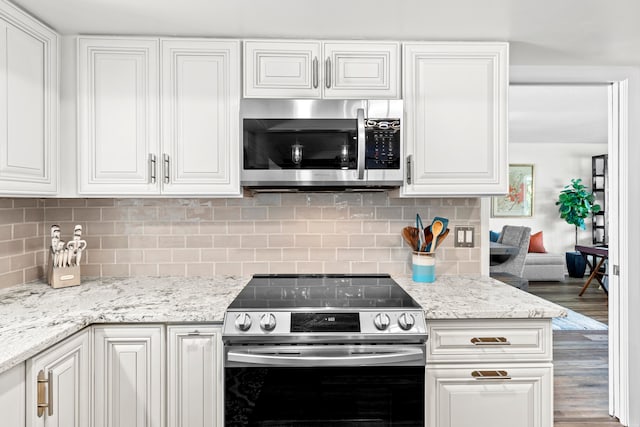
[528,231,547,253]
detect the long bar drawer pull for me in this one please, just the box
[37,369,53,417]
[472,370,511,380]
[470,337,510,345]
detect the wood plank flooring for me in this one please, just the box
[528,277,621,426]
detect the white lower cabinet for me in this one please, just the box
[167,325,223,427]
[25,329,90,427]
[0,363,26,427]
[426,319,553,427]
[93,325,164,427]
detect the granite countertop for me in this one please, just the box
[0,274,566,374]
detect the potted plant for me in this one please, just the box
[556,178,601,277]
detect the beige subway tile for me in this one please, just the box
[81,264,101,277]
[283,248,309,261]
[186,207,213,221]
[86,199,115,207]
[25,208,44,222]
[362,192,389,206]
[59,199,87,208]
[241,235,268,248]
[12,223,37,239]
[441,248,470,261]
[375,234,402,248]
[186,235,213,248]
[214,207,242,221]
[115,249,143,264]
[87,249,115,264]
[200,221,227,235]
[173,249,200,263]
[390,248,411,262]
[87,221,116,235]
[241,207,268,220]
[0,240,24,257]
[101,207,129,221]
[457,261,481,274]
[321,207,348,220]
[83,236,100,250]
[295,234,322,248]
[388,197,416,207]
[349,207,375,219]
[468,247,481,261]
[171,223,199,235]
[269,262,297,274]
[228,248,255,262]
[242,262,269,276]
[322,234,349,248]
[255,248,283,261]
[435,260,458,275]
[268,207,295,220]
[295,261,323,274]
[0,199,13,208]
[280,193,308,206]
[334,193,363,206]
[143,221,171,235]
[362,248,392,262]
[280,220,307,233]
[144,249,172,263]
[213,235,241,248]
[131,264,159,276]
[201,248,228,262]
[322,262,351,274]
[159,235,186,248]
[42,199,59,207]
[0,209,24,225]
[101,236,128,249]
[295,207,322,220]
[351,262,378,274]
[337,248,363,262]
[115,198,143,207]
[226,197,254,207]
[187,263,213,277]
[129,235,158,249]
[158,207,186,221]
[0,224,11,241]
[73,208,101,221]
[335,221,361,234]
[215,262,242,276]
[130,206,160,221]
[377,261,408,275]
[256,220,281,234]
[349,234,375,247]
[0,271,23,289]
[44,208,73,222]
[159,264,186,276]
[229,222,254,234]
[24,265,42,282]
[375,207,403,220]
[307,221,335,234]
[11,253,34,270]
[363,220,389,234]
[442,198,472,207]
[101,264,130,277]
[0,257,10,272]
[25,236,45,252]
[254,193,281,206]
[308,248,337,262]
[269,235,294,248]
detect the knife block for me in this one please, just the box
[47,252,81,289]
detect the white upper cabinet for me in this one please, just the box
[402,42,508,196]
[161,39,240,196]
[77,37,159,195]
[77,36,241,196]
[243,40,400,99]
[0,2,58,196]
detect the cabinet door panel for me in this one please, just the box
[167,325,222,427]
[403,43,508,196]
[0,363,26,427]
[93,325,164,427]
[243,40,321,98]
[324,42,399,99]
[161,40,240,195]
[0,10,57,195]
[26,329,90,427]
[427,364,552,427]
[78,37,159,194]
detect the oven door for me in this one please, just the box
[224,344,425,426]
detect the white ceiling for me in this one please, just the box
[10,0,640,66]
[509,85,609,144]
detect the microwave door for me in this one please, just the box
[357,108,366,181]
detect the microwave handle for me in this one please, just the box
[357,108,365,180]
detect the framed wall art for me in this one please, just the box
[492,164,534,217]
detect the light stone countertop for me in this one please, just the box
[0,274,566,374]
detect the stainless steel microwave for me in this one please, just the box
[241,99,403,189]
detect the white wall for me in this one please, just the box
[489,143,607,254]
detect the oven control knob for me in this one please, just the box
[398,313,415,331]
[374,313,391,331]
[260,313,277,331]
[234,313,252,332]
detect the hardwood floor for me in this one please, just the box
[528,277,621,426]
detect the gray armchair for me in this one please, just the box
[490,225,531,278]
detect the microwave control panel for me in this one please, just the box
[365,120,401,169]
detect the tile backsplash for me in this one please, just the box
[0,193,481,288]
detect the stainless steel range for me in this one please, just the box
[222,274,427,426]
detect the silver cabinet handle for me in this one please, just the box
[406,155,412,184]
[356,108,366,180]
[149,153,157,184]
[470,337,511,346]
[163,154,170,184]
[312,57,318,89]
[472,370,511,380]
[325,57,331,89]
[37,369,53,417]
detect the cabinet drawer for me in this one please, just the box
[428,319,552,362]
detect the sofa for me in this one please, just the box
[523,252,565,281]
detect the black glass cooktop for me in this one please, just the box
[228,274,422,309]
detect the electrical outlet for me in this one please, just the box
[454,226,475,247]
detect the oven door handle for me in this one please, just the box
[227,346,424,367]
[356,107,366,180]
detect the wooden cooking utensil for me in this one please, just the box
[434,228,450,249]
[428,220,444,253]
[402,226,420,250]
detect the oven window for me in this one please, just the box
[225,366,424,426]
[243,119,357,170]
